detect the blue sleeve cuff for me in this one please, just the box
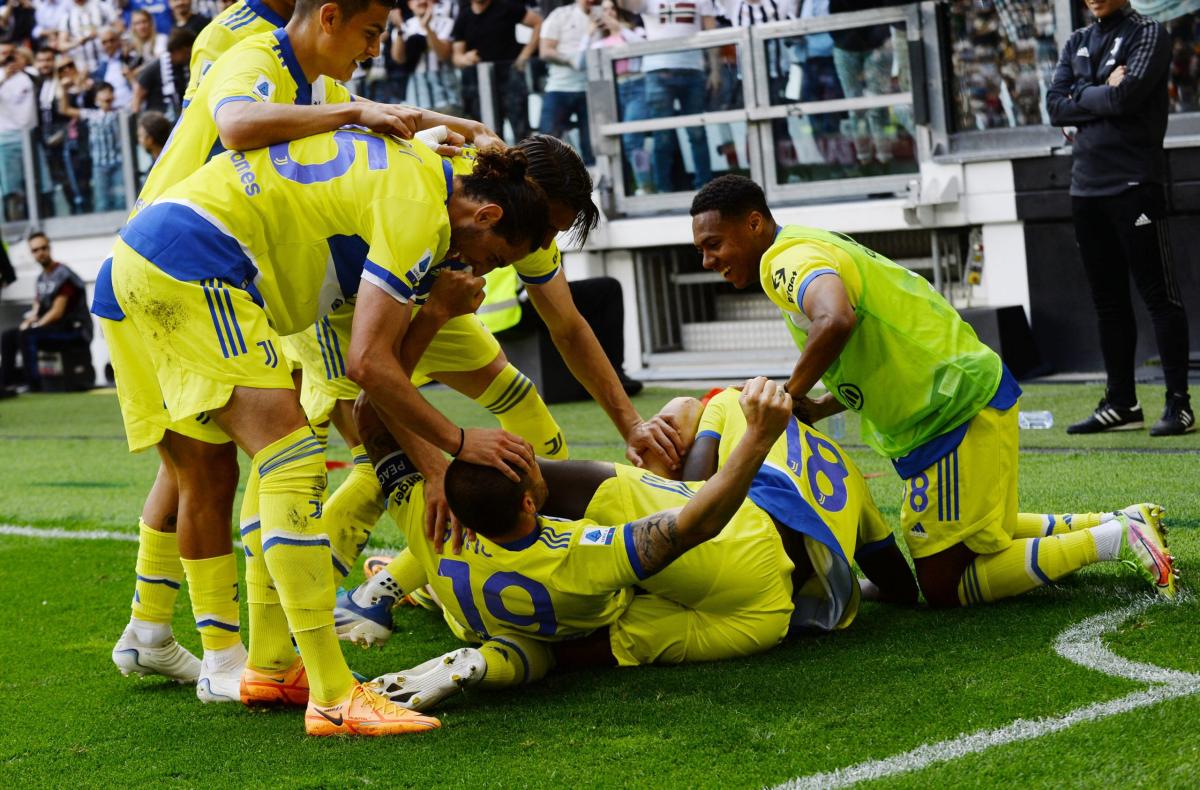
[518,266,559,285]
[212,94,256,119]
[624,522,649,580]
[854,533,896,560]
[795,268,838,312]
[361,259,415,303]
[696,430,721,442]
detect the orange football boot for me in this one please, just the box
[305,683,442,736]
[240,658,310,706]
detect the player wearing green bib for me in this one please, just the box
[689,175,1177,608]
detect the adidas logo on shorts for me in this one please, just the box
[1135,213,1152,227]
[910,523,927,537]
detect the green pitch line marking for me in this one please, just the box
[775,600,1200,789]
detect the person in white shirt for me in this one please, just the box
[61,0,118,76]
[396,0,460,112]
[539,0,598,165]
[34,0,71,45]
[0,42,37,221]
[618,0,718,191]
[92,26,135,110]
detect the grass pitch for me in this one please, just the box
[0,384,1197,788]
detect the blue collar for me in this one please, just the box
[442,158,454,206]
[496,525,540,551]
[246,0,287,29]
[773,224,782,240]
[271,29,312,105]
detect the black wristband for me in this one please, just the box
[452,427,465,457]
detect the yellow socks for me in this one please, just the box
[255,426,354,706]
[1013,511,1112,538]
[131,520,182,624]
[240,465,296,672]
[958,531,1104,606]
[478,634,555,689]
[180,554,241,651]
[325,444,385,579]
[475,364,568,459]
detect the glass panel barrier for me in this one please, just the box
[32,112,129,218]
[0,130,35,223]
[619,119,751,197]
[770,23,910,108]
[946,0,1059,131]
[771,106,917,184]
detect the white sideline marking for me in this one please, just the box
[0,524,138,542]
[776,600,1200,789]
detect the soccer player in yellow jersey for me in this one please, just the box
[106,0,499,704]
[299,135,691,595]
[689,175,1176,611]
[183,0,295,105]
[98,132,548,735]
[348,378,796,704]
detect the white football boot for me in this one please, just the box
[371,647,485,711]
[112,622,200,683]
[196,642,249,703]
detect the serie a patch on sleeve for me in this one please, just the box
[580,527,616,547]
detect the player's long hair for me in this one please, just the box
[518,134,599,247]
[444,459,529,538]
[460,147,551,254]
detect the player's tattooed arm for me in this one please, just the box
[630,509,683,576]
[629,378,793,577]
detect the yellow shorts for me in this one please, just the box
[899,404,1019,559]
[107,241,294,451]
[586,466,794,666]
[279,332,308,374]
[412,313,502,386]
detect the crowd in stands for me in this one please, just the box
[0,0,915,221]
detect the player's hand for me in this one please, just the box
[472,128,505,151]
[355,102,422,139]
[422,470,453,551]
[425,267,485,321]
[433,129,467,157]
[457,428,533,481]
[790,395,824,426]
[625,416,685,471]
[1108,65,1127,87]
[739,376,792,441]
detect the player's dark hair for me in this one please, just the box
[95,81,115,94]
[294,0,398,20]
[460,147,551,254]
[167,27,196,54]
[139,111,173,148]
[444,459,530,539]
[690,174,773,222]
[517,134,599,246]
[27,231,48,245]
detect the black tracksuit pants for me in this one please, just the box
[1071,183,1190,406]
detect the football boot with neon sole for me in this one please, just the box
[334,587,395,647]
[304,683,441,736]
[240,657,310,706]
[196,642,248,703]
[1115,511,1178,599]
[112,625,200,683]
[372,647,485,711]
[363,555,392,579]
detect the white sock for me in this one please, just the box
[352,571,401,607]
[1089,520,1125,561]
[129,616,171,645]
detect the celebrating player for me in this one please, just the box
[688,175,1177,610]
[106,0,497,703]
[95,130,549,735]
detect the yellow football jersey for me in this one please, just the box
[120,129,454,335]
[136,29,351,216]
[183,0,288,104]
[387,476,640,642]
[695,387,892,558]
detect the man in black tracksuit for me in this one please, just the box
[1047,0,1194,436]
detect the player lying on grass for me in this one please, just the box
[277,134,688,611]
[94,131,550,735]
[689,175,1178,609]
[333,383,918,710]
[106,0,504,704]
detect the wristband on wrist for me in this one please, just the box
[452,427,465,457]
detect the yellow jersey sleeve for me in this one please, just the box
[760,238,863,316]
[205,36,291,120]
[555,519,649,589]
[360,198,447,304]
[696,387,738,445]
[321,76,352,105]
[512,241,562,285]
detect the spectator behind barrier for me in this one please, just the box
[0,41,36,221]
[132,26,194,119]
[0,232,93,397]
[58,79,125,212]
[127,8,167,67]
[451,0,542,142]
[137,109,171,162]
[540,0,597,165]
[588,0,648,193]
[397,0,461,113]
[93,25,135,110]
[169,0,211,37]
[617,0,718,192]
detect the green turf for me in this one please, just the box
[0,385,1196,788]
